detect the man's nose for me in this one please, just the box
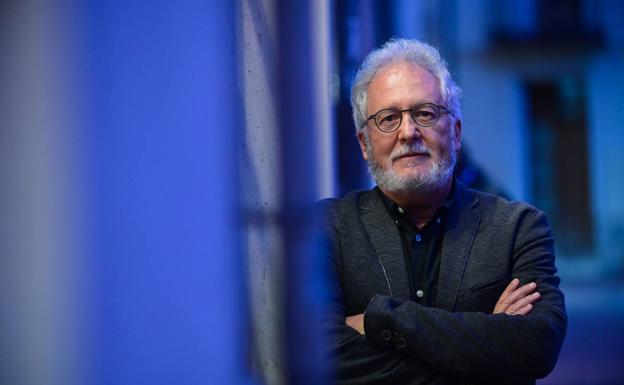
[397,111,422,142]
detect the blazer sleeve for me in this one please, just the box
[319,199,459,385]
[362,205,567,380]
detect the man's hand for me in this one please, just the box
[493,278,540,315]
[346,279,539,334]
[345,314,365,335]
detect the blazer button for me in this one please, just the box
[397,336,407,349]
[382,330,392,341]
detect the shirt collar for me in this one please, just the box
[376,178,457,228]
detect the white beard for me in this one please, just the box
[364,130,457,194]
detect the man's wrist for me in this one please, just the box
[364,294,404,349]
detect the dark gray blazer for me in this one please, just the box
[321,181,567,385]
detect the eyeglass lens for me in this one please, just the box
[375,104,440,131]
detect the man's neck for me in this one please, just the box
[381,179,452,229]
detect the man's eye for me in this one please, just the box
[378,112,400,123]
[415,109,434,118]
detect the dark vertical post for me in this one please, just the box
[277,1,330,384]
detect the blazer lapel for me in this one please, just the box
[359,190,411,300]
[436,183,481,311]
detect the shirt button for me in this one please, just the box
[415,234,422,242]
[436,217,441,224]
[395,220,399,225]
[416,289,424,298]
[398,207,405,214]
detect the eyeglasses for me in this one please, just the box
[365,103,452,133]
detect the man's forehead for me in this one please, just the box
[367,61,442,109]
[370,60,434,85]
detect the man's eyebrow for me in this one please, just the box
[411,100,442,106]
[372,100,439,111]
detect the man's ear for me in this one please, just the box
[452,119,462,151]
[357,131,369,160]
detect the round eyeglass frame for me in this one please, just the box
[364,103,452,133]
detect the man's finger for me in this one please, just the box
[493,280,538,314]
[501,282,537,307]
[497,278,520,303]
[510,303,533,316]
[507,291,540,314]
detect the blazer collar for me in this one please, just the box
[436,181,481,311]
[358,189,411,299]
[358,181,481,309]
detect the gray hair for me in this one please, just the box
[350,38,462,134]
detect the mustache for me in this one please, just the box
[390,143,432,161]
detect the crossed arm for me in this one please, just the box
[323,201,567,384]
[345,278,541,334]
[330,276,564,383]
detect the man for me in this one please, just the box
[322,39,566,384]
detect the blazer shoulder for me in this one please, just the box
[469,187,548,224]
[317,189,376,223]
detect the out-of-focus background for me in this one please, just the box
[1,1,622,385]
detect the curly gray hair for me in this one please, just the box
[350,39,462,134]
